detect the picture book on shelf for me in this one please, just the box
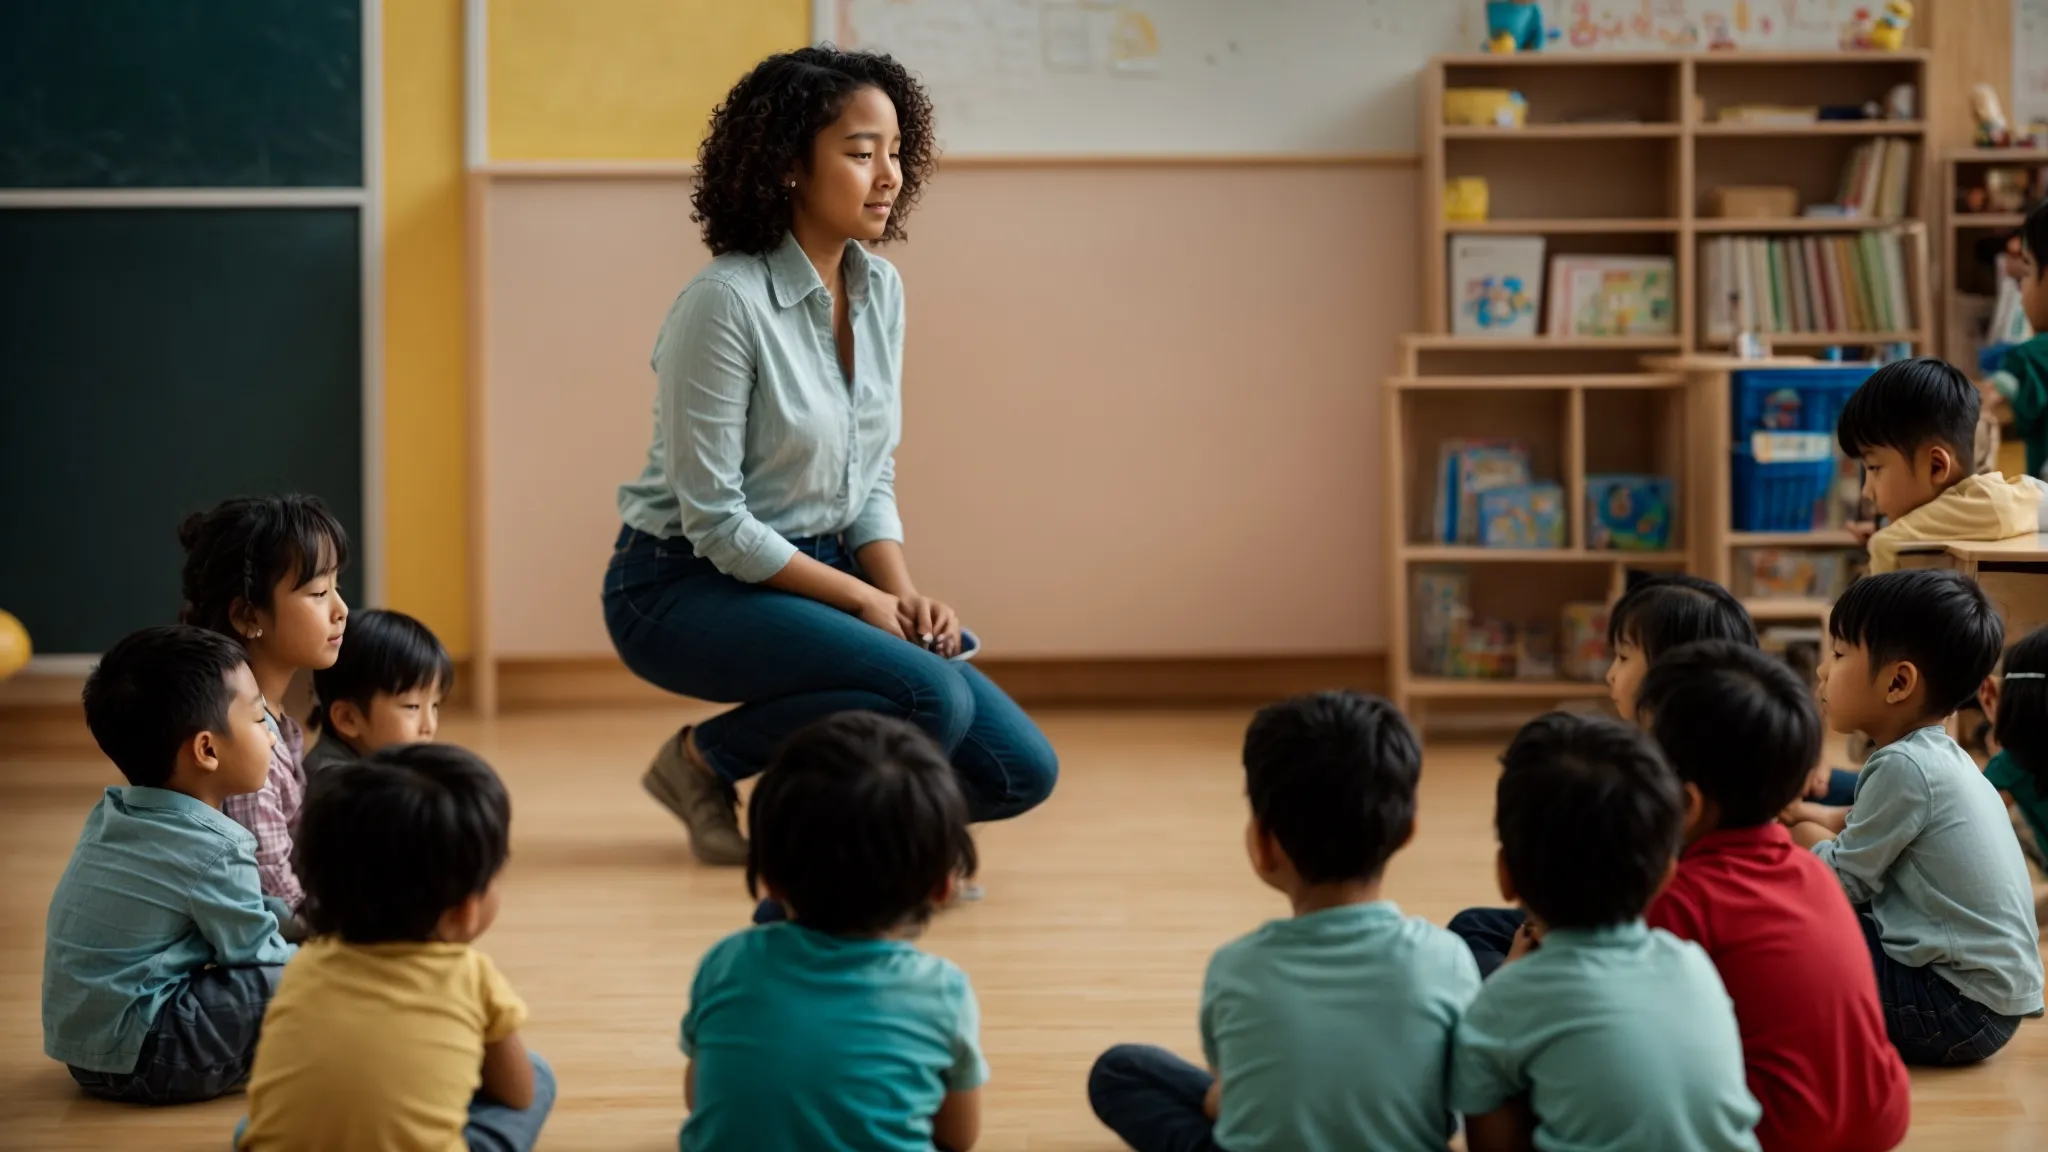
[1450,236,1545,337]
[1704,232,1914,340]
[1478,483,1567,549]
[1585,474,1675,551]
[1434,440,1532,544]
[1545,256,1676,336]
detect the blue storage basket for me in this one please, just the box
[1732,366,1873,437]
[1732,451,1836,532]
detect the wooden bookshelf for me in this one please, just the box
[1939,147,2047,371]
[1393,51,1929,721]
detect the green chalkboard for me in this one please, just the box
[0,209,363,654]
[0,0,362,188]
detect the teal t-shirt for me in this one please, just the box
[679,923,987,1152]
[1450,921,1761,1152]
[1200,901,1481,1152]
[1986,749,2048,864]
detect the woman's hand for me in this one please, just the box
[896,593,963,657]
[854,589,911,641]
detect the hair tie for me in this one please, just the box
[2003,672,2047,680]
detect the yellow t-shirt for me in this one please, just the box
[240,938,527,1152]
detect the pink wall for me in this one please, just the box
[481,161,1418,659]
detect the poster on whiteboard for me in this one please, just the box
[2019,0,2048,127]
[1534,0,1864,52]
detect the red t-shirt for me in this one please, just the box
[1646,823,1910,1152]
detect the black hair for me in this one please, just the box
[81,626,251,788]
[2022,197,2048,275]
[295,744,511,944]
[747,712,976,936]
[1496,713,1683,929]
[1828,569,2004,716]
[693,46,937,256]
[1634,641,1822,827]
[1241,691,1420,884]
[1993,626,2048,793]
[1835,357,1979,467]
[1608,573,1759,660]
[309,609,454,733]
[178,494,351,641]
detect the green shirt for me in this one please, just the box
[1992,334,2048,479]
[1200,901,1479,1152]
[1814,726,2045,1016]
[1985,749,2048,868]
[617,232,905,583]
[1450,921,1761,1152]
[680,923,985,1152]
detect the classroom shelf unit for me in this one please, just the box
[1421,50,1934,358]
[1939,147,2047,374]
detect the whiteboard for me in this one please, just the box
[813,0,1477,156]
[2019,0,2048,126]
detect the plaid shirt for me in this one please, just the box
[223,711,306,910]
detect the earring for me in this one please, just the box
[251,628,263,639]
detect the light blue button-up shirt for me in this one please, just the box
[43,786,294,1072]
[1815,725,2046,1017]
[618,232,905,583]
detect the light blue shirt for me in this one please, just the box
[680,923,986,1152]
[618,232,905,583]
[1815,725,2046,1016]
[43,787,294,1072]
[1451,921,1761,1152]
[1200,901,1479,1152]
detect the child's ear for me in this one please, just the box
[1979,674,2002,724]
[1396,814,1418,852]
[1245,817,1282,877]
[1680,782,1709,839]
[1925,443,1958,485]
[434,891,487,942]
[187,729,223,775]
[1885,660,1923,706]
[228,597,263,642]
[328,699,370,744]
[1494,847,1518,904]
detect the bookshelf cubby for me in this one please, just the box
[1939,147,2048,373]
[1393,50,1931,723]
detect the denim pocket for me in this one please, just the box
[1942,1010,2019,1065]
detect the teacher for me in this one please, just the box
[603,47,1058,867]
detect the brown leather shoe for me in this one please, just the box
[642,727,748,866]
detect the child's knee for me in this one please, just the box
[1087,1044,1146,1106]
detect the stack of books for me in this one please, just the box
[1703,232,1913,340]
[1835,138,1915,219]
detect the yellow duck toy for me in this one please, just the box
[1863,0,1912,51]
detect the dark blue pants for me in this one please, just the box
[69,964,281,1105]
[1858,912,2023,1066]
[1820,768,1860,807]
[1448,907,1525,979]
[1088,1044,1222,1152]
[603,526,1057,823]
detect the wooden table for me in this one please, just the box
[1896,534,2048,644]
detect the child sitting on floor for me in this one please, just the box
[1979,625,2048,924]
[682,712,986,1152]
[1452,713,1761,1152]
[1089,691,1479,1152]
[238,744,554,1151]
[1790,569,2044,1064]
[303,608,453,774]
[45,626,294,1103]
[1836,357,2048,575]
[1636,641,1909,1152]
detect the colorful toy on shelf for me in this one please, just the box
[1974,84,2012,149]
[1412,570,1469,677]
[0,610,30,681]
[1444,89,1526,128]
[1443,177,1490,223]
[1485,1,1544,53]
[1559,602,1610,681]
[1515,621,1558,680]
[1586,475,1675,551]
[1479,483,1567,549]
[1451,616,1517,679]
[1851,0,1912,51]
[1434,440,1531,544]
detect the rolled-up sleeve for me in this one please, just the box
[659,280,798,583]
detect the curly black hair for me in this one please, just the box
[693,46,936,257]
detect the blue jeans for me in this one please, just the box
[1857,912,2023,1066]
[1448,906,1524,979]
[603,526,1057,822]
[1088,1044,1222,1152]
[233,1052,556,1151]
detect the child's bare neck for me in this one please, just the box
[1289,878,1384,917]
[1867,710,1943,752]
[246,655,295,718]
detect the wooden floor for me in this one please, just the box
[2,707,2043,1150]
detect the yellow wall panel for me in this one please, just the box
[486,0,810,161]
[384,0,472,654]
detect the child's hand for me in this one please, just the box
[1790,821,1836,850]
[1504,920,1543,965]
[1803,763,1833,800]
[1202,1078,1222,1121]
[1847,520,1877,547]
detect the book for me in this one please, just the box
[1479,483,1567,549]
[1546,256,1677,336]
[1803,236,1833,332]
[1434,440,1532,544]
[1450,236,1545,337]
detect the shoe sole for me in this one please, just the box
[642,764,747,867]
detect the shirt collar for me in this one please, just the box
[766,231,872,313]
[1540,919,1650,950]
[112,785,248,840]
